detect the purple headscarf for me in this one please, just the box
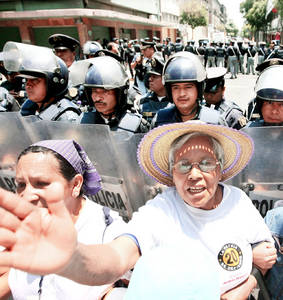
[32,139,101,195]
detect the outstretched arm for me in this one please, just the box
[0,188,139,285]
[221,275,257,300]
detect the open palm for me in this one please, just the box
[0,188,77,275]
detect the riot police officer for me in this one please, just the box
[138,53,172,124]
[184,40,196,54]
[237,41,246,74]
[80,56,148,133]
[196,41,206,65]
[3,42,81,122]
[246,58,283,121]
[205,42,217,68]
[48,33,81,68]
[257,42,267,68]
[0,86,20,112]
[151,52,226,128]
[174,37,184,53]
[83,41,103,59]
[246,42,257,75]
[131,41,155,95]
[226,41,239,79]
[216,42,226,67]
[248,64,283,127]
[163,37,174,60]
[204,67,247,129]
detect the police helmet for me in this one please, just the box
[84,56,129,109]
[255,58,283,72]
[162,52,206,101]
[205,67,226,93]
[255,65,283,102]
[48,34,80,52]
[148,53,164,76]
[3,42,68,101]
[83,41,102,57]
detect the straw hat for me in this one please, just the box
[137,121,254,186]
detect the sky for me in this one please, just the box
[218,0,245,30]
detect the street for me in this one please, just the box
[223,73,258,112]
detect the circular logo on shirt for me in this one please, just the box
[218,243,243,271]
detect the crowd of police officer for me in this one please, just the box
[0,33,283,132]
[0,33,282,300]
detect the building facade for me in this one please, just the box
[0,0,180,49]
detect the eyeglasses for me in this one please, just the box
[173,159,220,174]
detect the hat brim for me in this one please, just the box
[148,71,161,76]
[137,122,254,186]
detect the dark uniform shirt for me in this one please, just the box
[139,91,172,123]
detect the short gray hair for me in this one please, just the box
[168,132,225,175]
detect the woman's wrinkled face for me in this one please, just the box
[172,135,222,210]
[15,152,77,211]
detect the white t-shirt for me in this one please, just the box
[8,198,126,300]
[127,183,273,293]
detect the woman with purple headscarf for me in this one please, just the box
[0,139,127,300]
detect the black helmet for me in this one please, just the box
[162,52,206,101]
[84,56,129,110]
[3,41,68,101]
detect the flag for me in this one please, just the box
[266,0,275,19]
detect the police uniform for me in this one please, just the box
[139,54,172,124]
[257,43,266,67]
[21,98,81,122]
[152,103,229,128]
[204,67,247,129]
[216,43,226,67]
[237,42,246,74]
[174,38,184,53]
[184,41,196,54]
[246,44,257,75]
[205,43,217,68]
[196,43,205,65]
[133,41,154,95]
[227,42,239,79]
[80,109,147,133]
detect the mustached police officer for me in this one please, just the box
[80,55,148,133]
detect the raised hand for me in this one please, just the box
[0,188,77,275]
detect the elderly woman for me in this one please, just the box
[0,139,126,300]
[0,122,277,299]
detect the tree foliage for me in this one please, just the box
[246,0,267,29]
[179,0,207,30]
[225,21,239,37]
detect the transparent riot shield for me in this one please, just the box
[37,121,158,220]
[0,112,43,191]
[0,114,157,220]
[229,126,283,217]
